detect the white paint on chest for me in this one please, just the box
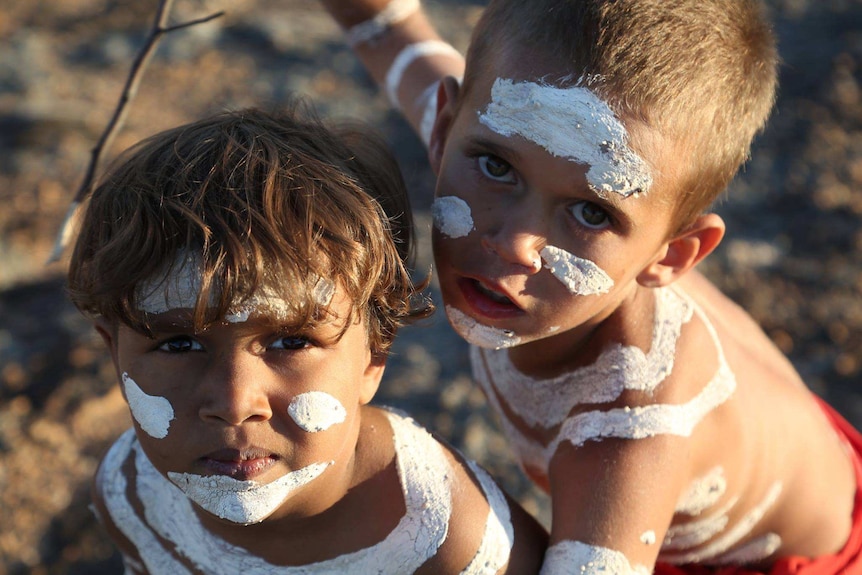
[432,196,474,238]
[540,245,613,296]
[540,540,650,575]
[446,305,521,349]
[287,391,347,432]
[478,78,653,198]
[167,461,332,525]
[122,372,174,439]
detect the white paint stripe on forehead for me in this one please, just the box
[479,78,653,198]
[541,245,614,296]
[460,460,515,574]
[122,373,174,439]
[167,461,332,525]
[432,196,474,238]
[287,391,347,433]
[446,305,521,349]
[137,250,204,314]
[344,0,420,47]
[661,482,782,565]
[385,41,463,109]
[540,540,650,575]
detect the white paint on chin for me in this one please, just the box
[445,305,521,349]
[432,196,474,238]
[288,391,347,433]
[478,78,653,198]
[122,372,174,439]
[540,540,650,575]
[540,245,614,296]
[167,461,332,525]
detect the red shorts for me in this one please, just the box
[655,397,862,575]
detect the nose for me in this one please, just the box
[198,352,274,426]
[480,211,546,273]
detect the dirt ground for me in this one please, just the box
[0,0,860,573]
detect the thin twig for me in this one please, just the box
[47,0,225,263]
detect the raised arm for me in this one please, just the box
[319,0,465,146]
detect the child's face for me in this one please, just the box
[430,57,682,367]
[98,279,383,527]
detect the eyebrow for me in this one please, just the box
[464,134,525,165]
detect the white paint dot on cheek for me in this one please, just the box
[431,196,474,238]
[445,305,521,349]
[288,391,347,432]
[540,245,614,296]
[122,372,174,439]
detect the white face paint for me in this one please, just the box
[446,305,521,349]
[478,78,652,198]
[541,245,614,296]
[137,251,205,314]
[122,373,174,439]
[288,391,347,433]
[541,541,650,575]
[167,461,332,525]
[432,196,474,238]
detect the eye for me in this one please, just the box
[570,201,611,230]
[157,336,203,353]
[478,154,515,183]
[269,336,311,351]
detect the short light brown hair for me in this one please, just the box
[68,105,431,355]
[463,0,778,231]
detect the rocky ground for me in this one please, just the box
[0,0,860,573]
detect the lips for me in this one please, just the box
[457,276,522,319]
[201,448,277,480]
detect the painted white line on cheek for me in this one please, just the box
[122,372,174,439]
[541,540,650,575]
[540,245,614,296]
[432,196,474,238]
[478,78,652,198]
[288,391,347,432]
[446,305,521,349]
[167,461,332,525]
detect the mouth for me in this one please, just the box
[201,448,278,481]
[457,277,522,318]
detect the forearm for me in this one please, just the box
[320,0,465,145]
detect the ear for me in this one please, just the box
[428,76,461,175]
[637,213,726,288]
[93,317,121,377]
[359,353,386,405]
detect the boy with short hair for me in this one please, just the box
[318,1,862,573]
[67,105,548,574]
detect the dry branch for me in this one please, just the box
[48,0,224,263]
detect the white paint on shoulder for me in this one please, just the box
[675,466,727,516]
[540,540,650,575]
[459,460,515,574]
[344,0,420,47]
[122,372,174,439]
[446,305,521,349]
[287,391,347,433]
[540,245,614,296]
[432,196,474,238]
[167,461,332,525]
[478,78,652,198]
[385,41,463,110]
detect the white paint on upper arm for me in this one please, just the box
[418,81,439,147]
[478,78,653,198]
[459,460,515,575]
[660,482,783,564]
[344,0,420,47]
[122,373,174,439]
[287,391,347,432]
[167,462,333,525]
[540,541,650,575]
[540,245,614,296]
[446,305,521,349]
[432,196,474,238]
[385,41,463,110]
[675,466,727,516]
